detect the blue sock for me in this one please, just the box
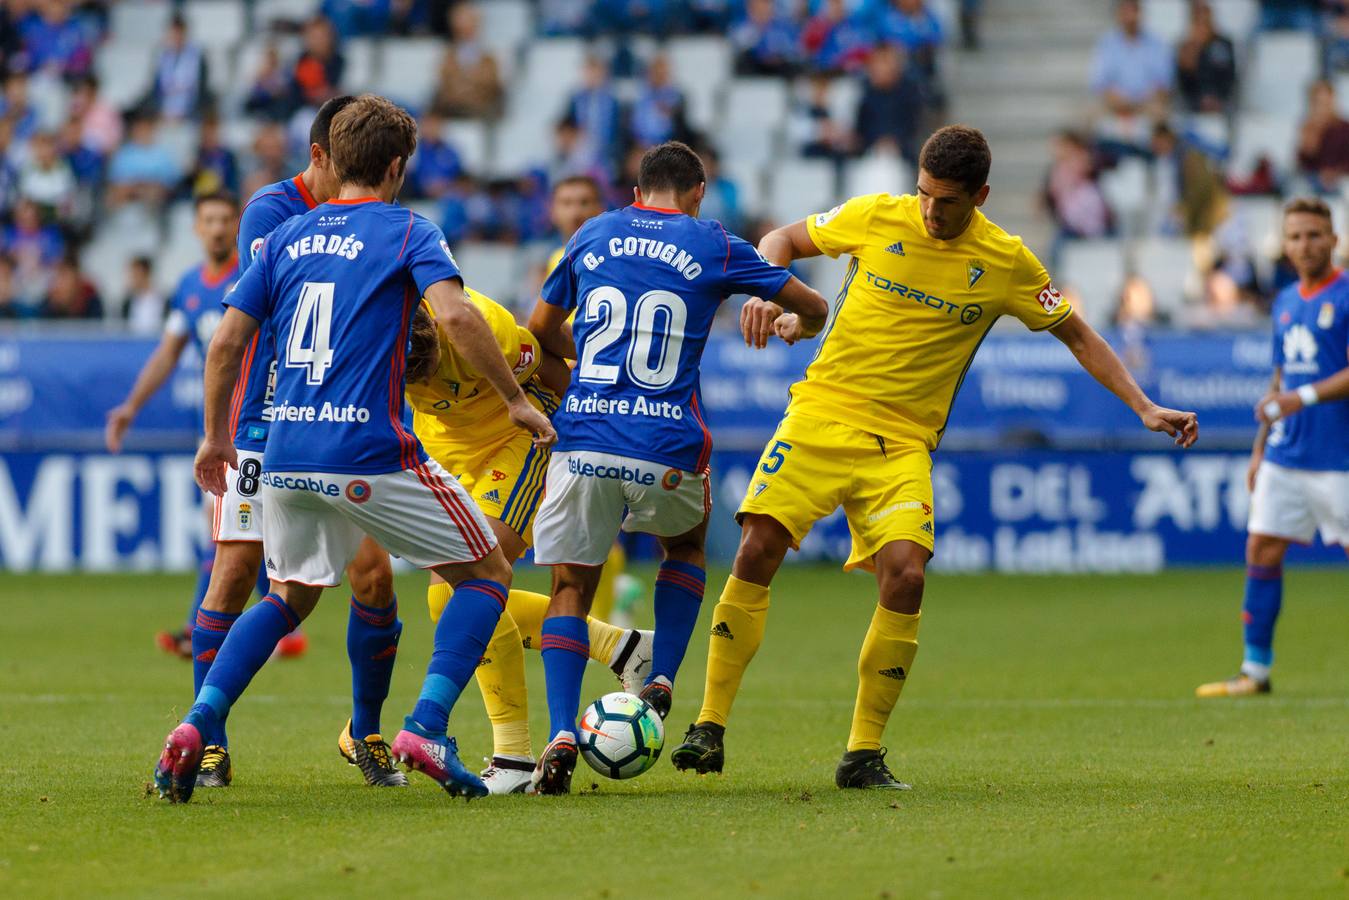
[410,579,505,735]
[1242,564,1283,672]
[541,615,589,740]
[185,594,300,736]
[649,560,706,685]
[191,607,240,747]
[185,550,214,629]
[347,595,401,738]
[254,561,270,599]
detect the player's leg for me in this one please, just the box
[337,536,406,786]
[157,545,213,659]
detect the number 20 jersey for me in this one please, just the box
[542,204,792,473]
[224,199,462,475]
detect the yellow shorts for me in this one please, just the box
[736,412,934,571]
[416,383,558,547]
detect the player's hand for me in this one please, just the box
[105,403,135,453]
[1140,404,1198,448]
[774,313,804,345]
[194,438,238,496]
[740,298,785,349]
[508,395,557,448]
[1254,390,1302,425]
[1246,452,1263,493]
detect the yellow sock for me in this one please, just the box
[473,611,532,758]
[427,581,452,623]
[588,615,626,668]
[591,543,625,621]
[847,607,920,752]
[696,575,770,727]
[504,589,548,649]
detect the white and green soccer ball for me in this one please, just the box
[578,692,665,780]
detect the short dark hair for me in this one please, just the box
[553,174,603,200]
[194,190,239,212]
[918,125,992,194]
[1284,196,1334,222]
[406,304,440,385]
[130,255,153,271]
[310,95,357,153]
[329,94,418,188]
[637,141,706,196]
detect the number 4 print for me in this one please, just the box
[287,281,336,385]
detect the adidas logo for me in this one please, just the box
[371,645,398,661]
[920,521,933,535]
[522,636,532,649]
[711,621,734,640]
[884,241,905,256]
[879,666,907,681]
[476,655,492,667]
[195,649,217,664]
[481,489,501,504]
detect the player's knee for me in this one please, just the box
[475,548,514,588]
[349,555,395,608]
[660,535,705,567]
[1244,534,1287,569]
[735,517,790,568]
[203,550,260,613]
[878,561,925,613]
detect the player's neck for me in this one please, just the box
[635,191,690,215]
[336,182,392,204]
[297,167,326,205]
[1298,265,1339,296]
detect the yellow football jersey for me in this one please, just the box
[792,193,1072,449]
[546,246,566,276]
[406,288,543,431]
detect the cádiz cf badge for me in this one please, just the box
[966,259,986,289]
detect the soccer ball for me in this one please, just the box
[578,692,665,779]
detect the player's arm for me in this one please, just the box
[1049,314,1199,448]
[105,330,190,452]
[1246,367,1282,492]
[195,307,258,495]
[742,221,824,348]
[427,279,556,447]
[536,349,572,397]
[526,301,577,360]
[1255,360,1349,423]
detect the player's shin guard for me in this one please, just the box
[473,611,532,758]
[696,576,770,727]
[540,616,589,739]
[191,608,239,747]
[649,561,706,685]
[347,595,401,738]
[591,543,626,621]
[411,579,506,735]
[187,594,300,736]
[847,607,920,752]
[1241,565,1282,679]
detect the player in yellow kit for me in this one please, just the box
[404,288,653,795]
[671,125,1201,789]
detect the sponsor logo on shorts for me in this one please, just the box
[567,457,656,486]
[753,481,769,497]
[345,480,372,504]
[491,469,507,482]
[661,469,683,491]
[262,473,340,496]
[238,502,253,531]
[920,520,934,535]
[246,425,266,440]
[265,556,276,572]
[481,488,501,505]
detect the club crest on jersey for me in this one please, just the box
[884,241,905,256]
[238,502,252,531]
[815,205,843,227]
[250,236,265,260]
[345,480,372,504]
[1319,302,1336,329]
[186,294,200,311]
[439,240,457,266]
[966,259,986,289]
[662,469,683,491]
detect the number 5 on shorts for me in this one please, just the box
[761,440,793,475]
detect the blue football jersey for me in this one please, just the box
[165,258,239,360]
[542,204,792,471]
[228,175,321,452]
[1265,271,1349,471]
[225,198,462,475]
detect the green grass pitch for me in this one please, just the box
[3,566,1347,898]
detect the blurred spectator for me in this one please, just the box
[1,72,41,143]
[57,115,103,188]
[321,0,390,37]
[121,256,165,334]
[187,115,240,197]
[18,0,94,78]
[1259,0,1322,31]
[0,4,17,77]
[407,110,463,198]
[595,0,681,38]
[1150,122,1227,237]
[292,16,345,110]
[68,75,122,156]
[2,198,64,307]
[539,0,591,36]
[0,254,19,320]
[1091,0,1172,151]
[1115,274,1162,327]
[1176,1,1237,114]
[17,131,75,218]
[1296,79,1349,192]
[690,0,733,32]
[106,114,181,209]
[143,14,211,121]
[792,73,851,160]
[243,122,290,197]
[1043,131,1111,246]
[803,0,875,74]
[438,175,472,243]
[0,120,19,214]
[1325,7,1349,72]
[39,256,102,319]
[874,0,943,78]
[854,44,922,162]
[697,145,743,233]
[732,0,804,77]
[431,3,503,119]
[959,0,982,50]
[630,54,693,149]
[563,56,624,174]
[244,44,293,121]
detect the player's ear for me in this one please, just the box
[633,185,643,206]
[310,142,325,168]
[973,184,990,207]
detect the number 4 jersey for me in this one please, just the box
[542,203,792,472]
[224,198,462,474]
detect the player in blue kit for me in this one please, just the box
[1197,197,1349,698]
[524,141,829,794]
[152,94,556,803]
[197,95,406,789]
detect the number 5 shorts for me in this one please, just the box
[213,449,266,542]
[532,450,710,567]
[736,412,936,571]
[259,458,498,586]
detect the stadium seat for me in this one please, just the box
[724,159,766,220]
[158,121,201,171]
[109,0,172,45]
[823,77,862,129]
[1182,112,1231,159]
[1142,0,1187,45]
[843,153,913,199]
[95,41,155,111]
[1059,239,1128,330]
[372,38,444,110]
[227,37,301,109]
[456,242,523,306]
[724,78,790,132]
[1098,157,1151,237]
[489,110,553,178]
[1211,0,1258,41]
[25,73,69,132]
[520,38,587,99]
[478,0,534,58]
[442,120,490,176]
[1230,195,1283,260]
[668,37,733,132]
[767,159,836,226]
[183,0,247,51]
[206,45,236,102]
[1134,236,1198,316]
[1228,112,1299,179]
[253,0,319,31]
[1244,32,1317,116]
[341,38,380,94]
